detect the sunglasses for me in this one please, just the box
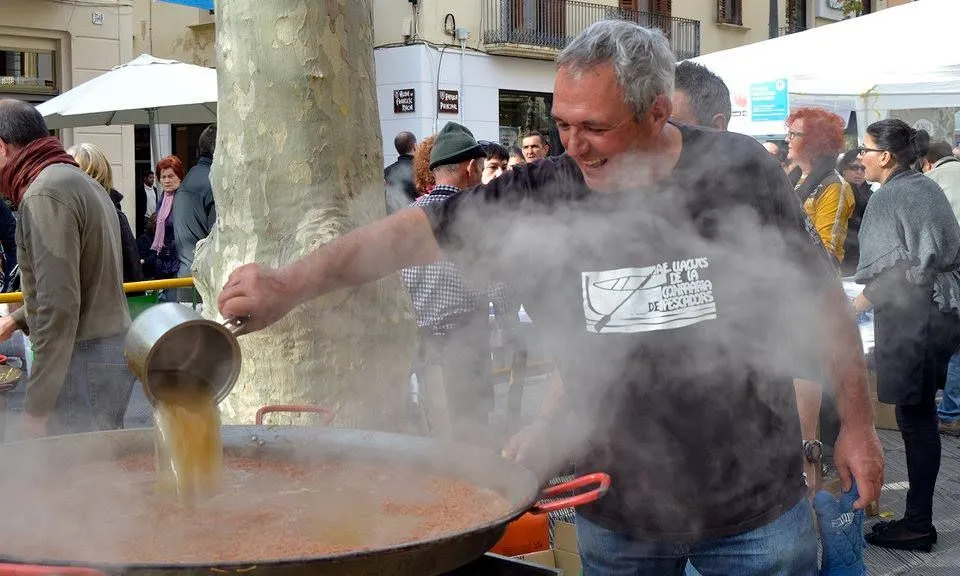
[845,164,866,172]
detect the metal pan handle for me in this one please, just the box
[0,565,106,576]
[528,472,611,515]
[222,315,249,337]
[255,404,335,426]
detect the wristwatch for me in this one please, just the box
[803,440,823,464]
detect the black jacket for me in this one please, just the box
[172,156,215,276]
[384,155,417,214]
[110,190,144,283]
[0,200,17,291]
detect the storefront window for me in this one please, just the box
[498,89,563,155]
[0,49,57,95]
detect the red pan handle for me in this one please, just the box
[0,565,105,576]
[528,472,611,514]
[255,404,335,426]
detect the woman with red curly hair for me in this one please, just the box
[786,108,855,266]
[412,134,436,195]
[151,155,184,281]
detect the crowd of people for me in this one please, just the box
[0,99,217,437]
[3,14,960,574]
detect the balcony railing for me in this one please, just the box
[482,0,701,61]
[778,24,807,36]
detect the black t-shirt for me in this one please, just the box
[422,123,836,541]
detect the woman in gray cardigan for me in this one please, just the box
[853,119,960,552]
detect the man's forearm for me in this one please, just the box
[823,286,874,429]
[281,207,442,305]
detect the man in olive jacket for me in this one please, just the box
[0,99,133,438]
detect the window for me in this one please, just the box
[620,1,672,16]
[498,90,563,155]
[0,48,57,95]
[717,0,743,26]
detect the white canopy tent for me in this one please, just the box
[36,54,217,167]
[692,0,960,139]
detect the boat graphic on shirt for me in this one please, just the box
[581,259,717,334]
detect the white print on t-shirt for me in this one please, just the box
[581,258,717,334]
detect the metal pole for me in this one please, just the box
[148,107,162,171]
[769,0,779,39]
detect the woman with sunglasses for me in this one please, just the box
[853,119,960,552]
[837,149,873,276]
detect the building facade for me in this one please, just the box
[0,0,135,213]
[2,0,908,188]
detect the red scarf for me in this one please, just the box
[0,136,79,208]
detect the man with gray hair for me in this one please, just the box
[219,21,882,574]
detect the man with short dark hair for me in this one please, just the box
[480,140,510,184]
[521,131,550,162]
[384,131,418,214]
[671,61,731,130]
[173,124,217,298]
[136,170,158,237]
[0,99,133,438]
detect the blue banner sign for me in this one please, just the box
[159,0,214,10]
[750,79,789,123]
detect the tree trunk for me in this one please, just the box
[192,0,415,428]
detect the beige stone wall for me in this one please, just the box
[675,0,786,55]
[131,0,215,66]
[0,0,135,216]
[374,0,786,57]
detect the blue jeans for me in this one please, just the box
[47,334,136,436]
[939,352,960,422]
[578,497,818,576]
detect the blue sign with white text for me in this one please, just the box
[159,0,214,10]
[750,79,789,123]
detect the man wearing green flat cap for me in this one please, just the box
[399,122,506,447]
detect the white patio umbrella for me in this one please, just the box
[36,54,217,167]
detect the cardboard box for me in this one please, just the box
[868,371,899,431]
[515,521,581,575]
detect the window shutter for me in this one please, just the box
[653,0,671,17]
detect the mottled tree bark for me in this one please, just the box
[193,0,415,427]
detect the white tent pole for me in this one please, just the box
[148,107,162,172]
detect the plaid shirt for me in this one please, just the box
[401,185,519,335]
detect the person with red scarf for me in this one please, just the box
[0,99,133,439]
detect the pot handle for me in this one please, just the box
[222,315,249,337]
[255,404,335,426]
[0,565,105,576]
[528,472,611,515]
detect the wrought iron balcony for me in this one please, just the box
[482,0,701,61]
[778,24,807,36]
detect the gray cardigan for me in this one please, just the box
[854,169,960,314]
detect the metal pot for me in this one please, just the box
[0,427,608,576]
[123,303,245,406]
